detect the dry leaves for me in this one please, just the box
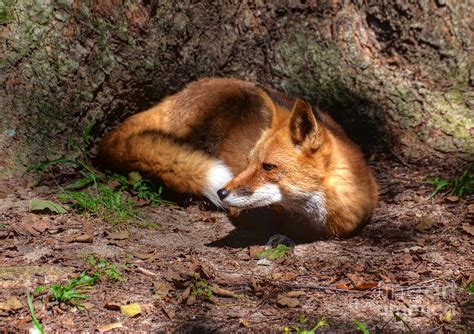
[0,297,23,311]
[461,224,474,236]
[120,303,142,317]
[276,291,304,308]
[97,322,123,332]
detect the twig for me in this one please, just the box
[136,266,159,277]
[276,282,363,293]
[389,148,412,169]
[276,277,444,294]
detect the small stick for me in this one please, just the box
[276,282,363,293]
[136,266,159,277]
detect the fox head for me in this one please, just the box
[217,92,332,222]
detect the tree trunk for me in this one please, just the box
[1,1,472,173]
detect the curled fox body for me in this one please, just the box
[99,78,378,238]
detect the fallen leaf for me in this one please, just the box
[104,302,121,310]
[64,234,93,243]
[415,216,435,232]
[249,246,264,259]
[181,286,191,301]
[354,282,378,290]
[379,273,392,283]
[250,276,262,296]
[107,230,129,240]
[445,196,459,203]
[29,198,66,214]
[440,309,453,323]
[161,305,175,319]
[256,259,272,266]
[335,283,352,290]
[163,269,184,287]
[240,319,249,327]
[186,294,196,305]
[0,297,23,310]
[276,295,299,308]
[347,273,364,287]
[154,282,172,297]
[462,224,474,237]
[81,302,95,310]
[97,322,122,332]
[120,303,141,317]
[347,273,378,290]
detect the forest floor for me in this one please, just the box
[0,154,472,333]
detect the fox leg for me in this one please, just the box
[99,130,233,207]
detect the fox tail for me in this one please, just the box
[98,129,233,207]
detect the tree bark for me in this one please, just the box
[1,0,472,173]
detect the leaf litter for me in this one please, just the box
[0,157,472,332]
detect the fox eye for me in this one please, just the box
[262,163,277,171]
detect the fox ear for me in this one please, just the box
[257,88,278,127]
[289,99,323,151]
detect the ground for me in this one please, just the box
[0,154,472,333]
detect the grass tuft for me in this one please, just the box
[426,166,473,199]
[87,255,125,282]
[27,120,167,227]
[48,272,97,309]
[257,244,291,261]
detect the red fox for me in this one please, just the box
[98,78,378,238]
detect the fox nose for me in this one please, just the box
[217,188,230,200]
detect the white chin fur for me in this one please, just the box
[223,183,283,208]
[285,186,327,224]
[202,161,233,208]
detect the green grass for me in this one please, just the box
[59,184,139,225]
[354,312,412,334]
[283,317,327,333]
[257,244,291,261]
[426,166,473,199]
[48,273,97,309]
[86,255,125,282]
[26,120,167,227]
[189,277,214,300]
[354,321,370,334]
[27,293,45,334]
[467,281,474,296]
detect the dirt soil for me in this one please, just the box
[0,155,472,333]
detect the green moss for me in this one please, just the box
[425,90,473,153]
[0,0,16,24]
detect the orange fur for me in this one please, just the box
[98,77,378,238]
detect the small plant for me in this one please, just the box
[189,277,214,299]
[59,184,139,226]
[27,120,166,227]
[27,293,44,334]
[48,272,97,309]
[354,321,370,334]
[257,244,291,261]
[283,317,327,333]
[374,312,412,333]
[125,171,166,206]
[467,281,474,297]
[87,255,125,282]
[426,167,473,199]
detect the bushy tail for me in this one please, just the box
[98,128,233,207]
